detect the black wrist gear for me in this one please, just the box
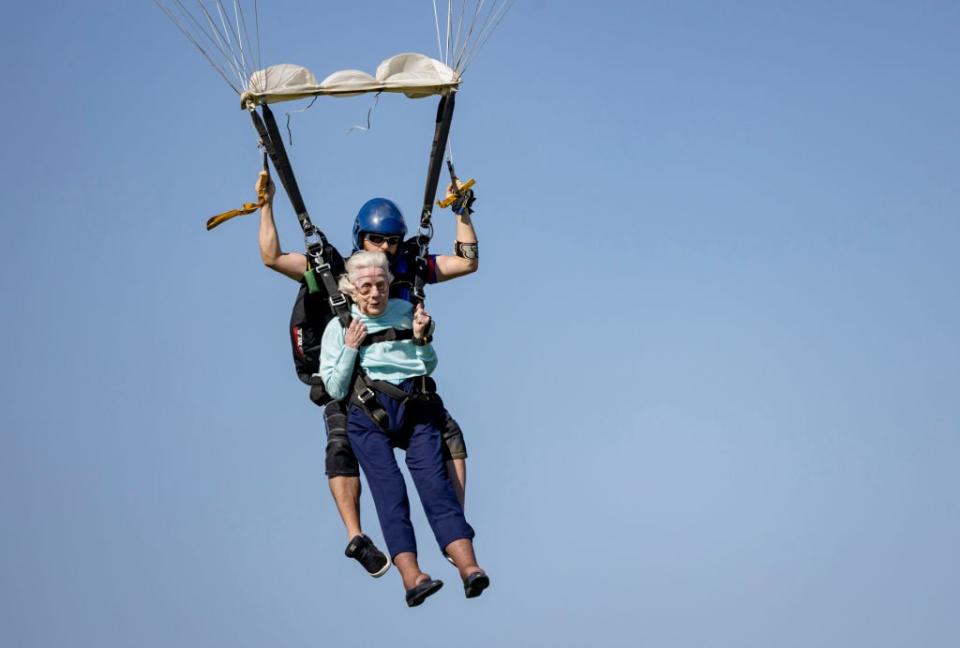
[454,241,479,260]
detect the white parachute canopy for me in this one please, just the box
[240,53,460,108]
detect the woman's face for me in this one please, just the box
[352,266,390,316]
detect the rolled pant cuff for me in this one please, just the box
[388,545,418,561]
[435,524,475,552]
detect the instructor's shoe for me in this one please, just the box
[406,578,444,607]
[463,571,490,599]
[344,535,389,578]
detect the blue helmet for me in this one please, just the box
[352,198,407,251]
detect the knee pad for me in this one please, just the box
[441,410,468,460]
[324,401,359,477]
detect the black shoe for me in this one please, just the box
[463,571,490,599]
[406,578,444,607]
[344,535,390,578]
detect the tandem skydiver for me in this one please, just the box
[257,174,479,577]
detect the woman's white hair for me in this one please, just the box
[338,250,394,297]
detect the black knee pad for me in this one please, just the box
[441,409,468,460]
[324,401,359,477]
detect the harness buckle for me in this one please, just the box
[328,292,348,310]
[357,387,377,405]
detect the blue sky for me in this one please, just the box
[2,2,959,647]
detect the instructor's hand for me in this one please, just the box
[256,171,275,202]
[345,319,367,349]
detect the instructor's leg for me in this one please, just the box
[441,408,468,509]
[324,401,364,540]
[327,476,361,539]
[325,401,388,576]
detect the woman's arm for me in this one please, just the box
[319,318,366,400]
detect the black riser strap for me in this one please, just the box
[420,92,457,227]
[259,105,309,220]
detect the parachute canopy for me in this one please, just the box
[240,53,460,108]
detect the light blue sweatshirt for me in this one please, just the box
[319,299,438,401]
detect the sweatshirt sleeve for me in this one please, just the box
[417,343,438,376]
[318,318,358,401]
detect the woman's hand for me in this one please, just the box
[344,318,367,349]
[412,303,432,341]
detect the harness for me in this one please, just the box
[338,326,437,431]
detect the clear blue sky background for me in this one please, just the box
[2,1,959,646]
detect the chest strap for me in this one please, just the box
[360,328,414,347]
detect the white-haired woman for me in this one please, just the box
[319,250,488,607]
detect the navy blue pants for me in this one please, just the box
[346,381,474,559]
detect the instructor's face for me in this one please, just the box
[362,235,400,257]
[353,267,389,316]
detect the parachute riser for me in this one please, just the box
[249,104,351,327]
[413,91,457,305]
[248,104,324,244]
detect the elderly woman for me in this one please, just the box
[319,250,489,607]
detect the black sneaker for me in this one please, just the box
[344,534,390,577]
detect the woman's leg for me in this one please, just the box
[403,403,475,556]
[348,403,440,593]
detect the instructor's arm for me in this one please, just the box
[433,181,479,282]
[258,174,308,281]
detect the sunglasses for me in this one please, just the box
[365,233,403,246]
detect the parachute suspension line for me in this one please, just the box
[196,1,248,90]
[453,0,468,68]
[181,0,245,89]
[232,0,259,83]
[432,0,445,65]
[253,0,263,82]
[452,0,485,72]
[155,1,263,93]
[153,0,243,93]
[446,0,454,66]
[455,0,514,74]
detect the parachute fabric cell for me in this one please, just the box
[240,53,460,107]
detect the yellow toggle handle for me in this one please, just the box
[205,170,271,231]
[437,178,476,208]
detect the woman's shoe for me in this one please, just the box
[463,571,490,599]
[405,578,444,607]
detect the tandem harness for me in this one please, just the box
[348,327,439,432]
